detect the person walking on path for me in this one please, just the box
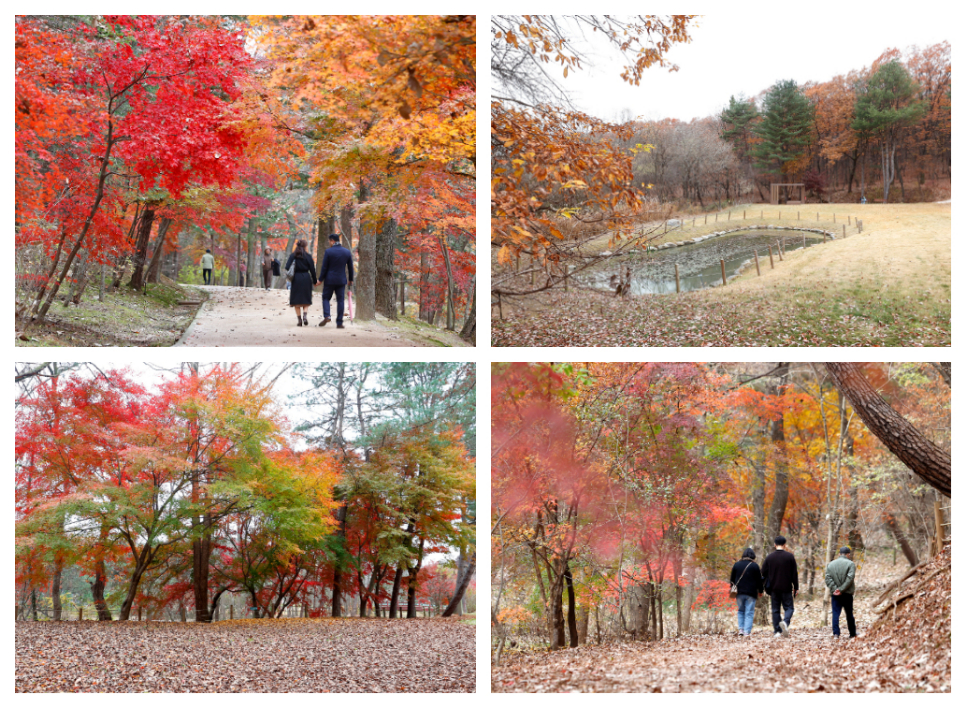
[262,248,274,290]
[761,535,799,638]
[285,238,317,327]
[317,233,354,329]
[825,546,858,639]
[730,548,764,637]
[200,249,214,285]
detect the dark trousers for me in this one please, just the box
[202,268,212,285]
[770,591,794,632]
[831,592,857,637]
[263,269,272,289]
[322,284,346,324]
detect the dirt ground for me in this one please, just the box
[492,203,950,347]
[177,286,451,347]
[16,618,475,693]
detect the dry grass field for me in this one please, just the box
[492,203,950,347]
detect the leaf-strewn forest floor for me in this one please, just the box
[493,547,950,693]
[492,203,950,347]
[16,617,475,693]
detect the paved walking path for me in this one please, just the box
[175,286,425,347]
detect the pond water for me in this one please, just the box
[578,229,826,295]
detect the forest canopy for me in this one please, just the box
[15,362,476,623]
[491,362,950,654]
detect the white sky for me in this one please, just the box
[543,14,951,122]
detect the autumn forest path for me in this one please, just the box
[176,286,425,347]
[494,627,905,693]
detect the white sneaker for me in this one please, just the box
[774,631,782,638]
[779,620,789,637]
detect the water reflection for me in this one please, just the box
[579,229,826,295]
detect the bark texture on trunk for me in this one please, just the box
[375,219,397,319]
[127,206,156,290]
[767,362,790,542]
[826,363,951,497]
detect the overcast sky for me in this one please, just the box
[541,14,950,123]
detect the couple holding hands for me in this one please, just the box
[287,233,354,328]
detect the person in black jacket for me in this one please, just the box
[730,548,764,637]
[285,239,318,327]
[760,535,799,638]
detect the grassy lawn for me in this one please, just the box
[492,203,950,347]
[16,281,206,347]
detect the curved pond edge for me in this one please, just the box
[639,224,837,254]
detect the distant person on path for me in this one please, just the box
[285,238,317,327]
[317,233,354,329]
[761,535,799,638]
[825,546,858,639]
[730,548,764,637]
[201,249,214,285]
[262,247,274,290]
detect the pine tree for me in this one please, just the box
[852,61,926,203]
[752,80,814,176]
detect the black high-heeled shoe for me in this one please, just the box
[297,313,303,327]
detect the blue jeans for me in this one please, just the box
[322,284,346,325]
[736,594,756,634]
[770,591,795,632]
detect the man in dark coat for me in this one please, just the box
[317,233,354,329]
[760,535,799,638]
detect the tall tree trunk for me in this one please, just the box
[119,547,155,621]
[767,363,790,541]
[355,188,377,321]
[192,534,212,622]
[441,551,475,617]
[145,218,173,285]
[826,363,951,497]
[127,206,156,290]
[406,537,426,618]
[375,219,397,319]
[459,277,476,343]
[340,204,354,248]
[91,559,112,621]
[549,565,566,650]
[388,562,404,619]
[331,504,348,617]
[51,559,63,621]
[245,217,256,288]
[564,563,578,648]
[752,459,766,554]
[437,235,457,330]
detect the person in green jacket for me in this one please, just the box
[200,249,215,285]
[825,546,857,639]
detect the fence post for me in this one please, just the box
[744,210,746,219]
[715,212,718,222]
[728,212,731,221]
[138,606,142,622]
[859,220,863,233]
[15,605,18,622]
[674,263,681,294]
[230,604,234,620]
[803,234,806,249]
[823,231,827,243]
[768,246,775,269]
[79,607,83,621]
[843,225,846,239]
[754,251,761,276]
[705,215,708,224]
[779,240,784,260]
[720,259,727,286]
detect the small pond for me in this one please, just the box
[578,229,826,295]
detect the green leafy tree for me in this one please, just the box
[852,61,926,203]
[753,80,814,176]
